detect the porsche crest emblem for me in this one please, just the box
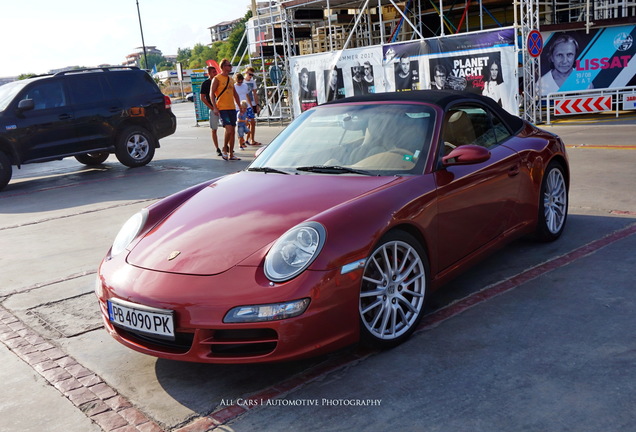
[167,251,181,261]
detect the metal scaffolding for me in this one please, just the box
[518,0,542,123]
[245,0,635,123]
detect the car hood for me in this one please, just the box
[126,171,399,275]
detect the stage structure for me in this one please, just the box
[245,0,636,123]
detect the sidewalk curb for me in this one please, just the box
[0,307,164,432]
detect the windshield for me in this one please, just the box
[250,103,436,176]
[0,79,31,111]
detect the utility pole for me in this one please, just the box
[136,0,148,69]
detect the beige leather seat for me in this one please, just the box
[443,110,476,147]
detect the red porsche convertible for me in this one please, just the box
[95,90,569,364]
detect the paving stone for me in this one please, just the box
[89,382,117,400]
[68,387,99,406]
[136,422,166,432]
[175,417,219,432]
[42,346,66,360]
[78,373,102,387]
[80,399,112,417]
[91,411,128,431]
[34,359,59,373]
[118,407,150,426]
[40,366,73,383]
[54,377,83,393]
[66,362,93,379]
[104,395,133,412]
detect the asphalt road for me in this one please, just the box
[1,103,635,432]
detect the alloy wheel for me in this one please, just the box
[359,238,426,343]
[543,166,567,234]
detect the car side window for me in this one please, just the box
[68,75,108,105]
[23,81,67,110]
[491,112,512,144]
[107,72,158,98]
[443,105,511,151]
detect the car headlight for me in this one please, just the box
[110,209,148,257]
[264,222,326,282]
[224,298,311,323]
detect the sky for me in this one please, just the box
[0,0,253,77]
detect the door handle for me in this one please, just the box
[58,113,72,120]
[508,164,520,177]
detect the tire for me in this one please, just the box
[115,126,156,167]
[0,151,12,192]
[75,152,109,166]
[359,230,428,348]
[535,161,568,242]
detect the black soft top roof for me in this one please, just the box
[323,90,525,133]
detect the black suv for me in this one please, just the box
[0,66,176,191]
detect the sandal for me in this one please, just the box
[221,153,228,160]
[229,156,242,161]
[251,141,262,146]
[216,148,222,156]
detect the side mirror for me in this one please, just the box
[442,145,490,166]
[17,99,35,112]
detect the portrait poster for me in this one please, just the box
[383,41,424,92]
[539,25,636,96]
[289,47,384,117]
[290,28,519,117]
[382,27,518,114]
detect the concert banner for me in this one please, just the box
[539,25,636,96]
[289,27,518,116]
[289,46,385,116]
[382,27,518,114]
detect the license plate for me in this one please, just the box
[108,299,175,340]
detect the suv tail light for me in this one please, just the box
[164,95,172,110]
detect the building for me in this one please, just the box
[123,46,164,68]
[209,19,242,42]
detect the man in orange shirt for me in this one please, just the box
[211,58,241,160]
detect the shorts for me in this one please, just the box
[219,110,237,127]
[237,123,249,137]
[208,110,220,130]
[246,106,255,120]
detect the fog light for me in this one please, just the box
[224,298,310,323]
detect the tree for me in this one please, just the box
[140,53,166,71]
[186,43,218,69]
[176,47,192,63]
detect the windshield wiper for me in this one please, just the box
[296,165,373,176]
[247,166,290,175]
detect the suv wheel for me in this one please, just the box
[115,126,156,167]
[0,152,12,191]
[75,152,109,166]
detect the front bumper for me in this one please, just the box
[95,258,362,364]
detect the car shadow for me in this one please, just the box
[0,157,249,215]
[150,212,635,419]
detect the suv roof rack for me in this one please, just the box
[54,66,140,76]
